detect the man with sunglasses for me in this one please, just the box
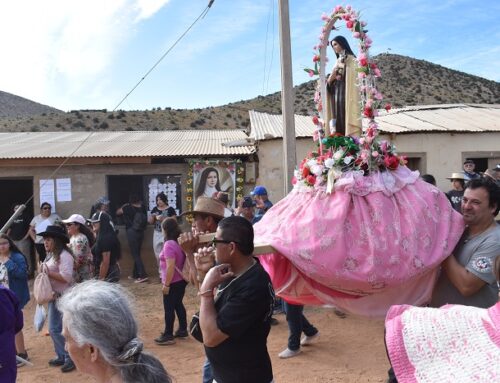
[29,202,61,263]
[197,216,275,383]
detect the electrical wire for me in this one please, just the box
[112,0,215,111]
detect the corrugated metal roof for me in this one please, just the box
[249,110,315,140]
[0,130,255,159]
[249,104,500,139]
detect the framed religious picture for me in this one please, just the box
[186,160,244,211]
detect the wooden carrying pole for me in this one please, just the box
[198,233,275,256]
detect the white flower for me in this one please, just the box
[333,150,344,160]
[324,158,335,169]
[344,156,353,165]
[307,159,317,168]
[331,167,342,179]
[310,164,324,176]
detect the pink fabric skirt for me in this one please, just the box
[255,167,464,317]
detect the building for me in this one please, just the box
[0,129,254,275]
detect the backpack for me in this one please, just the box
[132,210,147,231]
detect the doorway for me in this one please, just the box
[0,178,34,228]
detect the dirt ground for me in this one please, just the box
[17,278,390,383]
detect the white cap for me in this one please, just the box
[62,214,87,225]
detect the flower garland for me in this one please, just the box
[186,159,244,213]
[296,5,403,192]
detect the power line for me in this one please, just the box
[112,0,216,111]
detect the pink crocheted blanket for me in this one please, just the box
[385,303,500,383]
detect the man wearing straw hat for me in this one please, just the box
[445,172,465,213]
[178,197,226,286]
[178,197,225,383]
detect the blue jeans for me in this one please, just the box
[283,302,318,351]
[48,300,70,361]
[202,358,213,383]
[126,228,146,279]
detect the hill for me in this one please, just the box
[0,90,62,118]
[0,54,498,132]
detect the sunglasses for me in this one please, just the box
[211,238,237,247]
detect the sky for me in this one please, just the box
[0,0,498,111]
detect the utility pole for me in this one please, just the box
[278,0,296,194]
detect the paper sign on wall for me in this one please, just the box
[39,179,56,212]
[56,178,72,202]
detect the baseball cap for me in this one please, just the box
[463,159,475,165]
[250,186,268,196]
[62,214,87,225]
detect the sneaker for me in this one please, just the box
[278,348,301,359]
[61,359,76,373]
[16,352,29,367]
[154,333,175,345]
[135,277,149,283]
[300,331,320,346]
[174,329,189,338]
[48,357,65,367]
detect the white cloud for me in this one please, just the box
[0,0,169,109]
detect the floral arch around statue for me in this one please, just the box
[253,5,465,317]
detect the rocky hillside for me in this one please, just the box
[0,54,498,132]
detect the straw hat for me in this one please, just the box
[180,197,225,219]
[446,172,465,180]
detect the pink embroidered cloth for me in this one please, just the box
[385,303,500,382]
[255,167,464,317]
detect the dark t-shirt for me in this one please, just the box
[204,259,274,383]
[122,204,147,230]
[446,189,464,213]
[150,206,176,232]
[92,235,120,280]
[9,214,31,241]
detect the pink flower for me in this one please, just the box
[306,175,316,185]
[292,176,297,185]
[334,5,342,13]
[321,13,330,21]
[346,20,354,29]
[346,5,352,11]
[358,53,368,67]
[308,70,314,77]
[312,115,319,125]
[353,32,361,38]
[385,103,392,112]
[372,151,379,158]
[361,21,367,27]
[359,137,365,145]
[375,92,383,100]
[342,14,351,21]
[313,54,320,62]
[373,68,381,77]
[358,72,366,79]
[380,141,388,152]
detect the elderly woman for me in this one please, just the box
[29,202,61,263]
[63,214,95,282]
[38,225,75,373]
[0,234,30,366]
[58,280,172,383]
[88,211,121,282]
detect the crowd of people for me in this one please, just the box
[1,165,499,382]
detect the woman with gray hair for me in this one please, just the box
[58,280,172,383]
